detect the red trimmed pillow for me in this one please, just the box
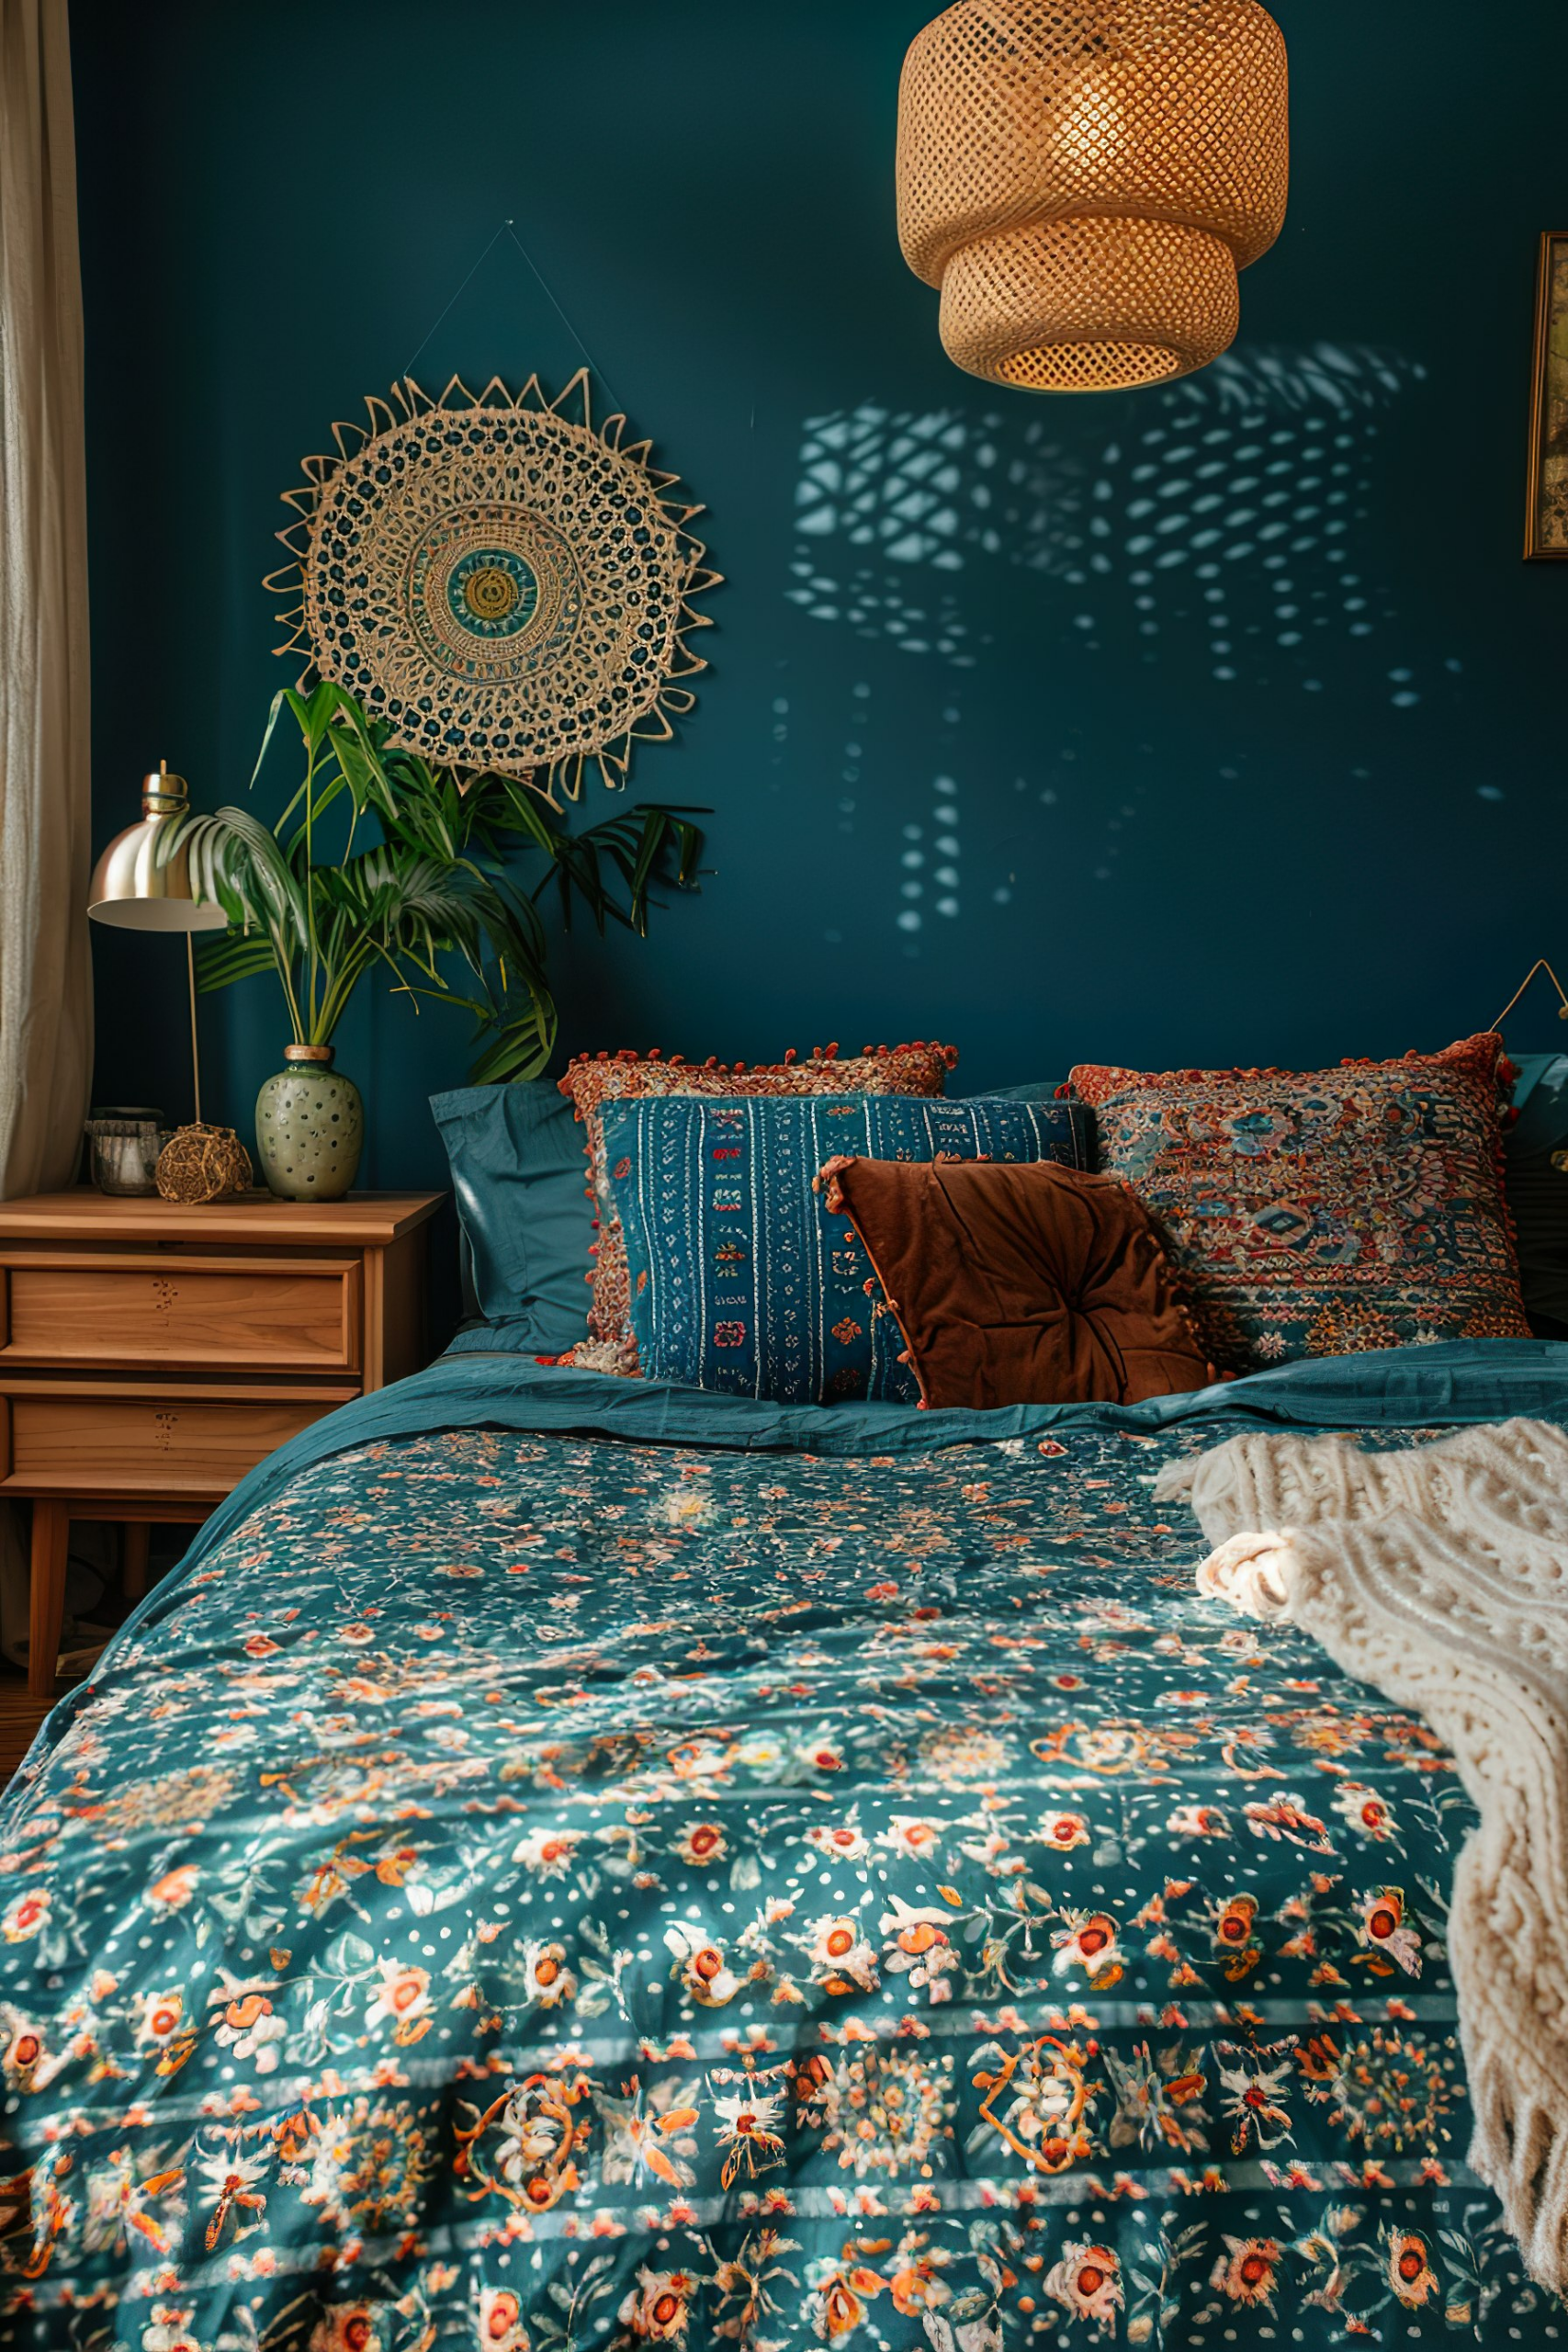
[818,1155,1215,1408]
[1070,1032,1530,1370]
[557,1040,958,1374]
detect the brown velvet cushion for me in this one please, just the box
[818,1155,1216,1409]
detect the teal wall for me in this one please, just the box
[72,0,1568,1220]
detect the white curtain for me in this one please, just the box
[0,0,91,1200]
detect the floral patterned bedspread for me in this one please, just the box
[0,1399,1557,2350]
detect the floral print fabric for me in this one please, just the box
[1071,1034,1531,1372]
[0,1411,1555,2348]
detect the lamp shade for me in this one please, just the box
[87,764,227,933]
[897,0,1289,392]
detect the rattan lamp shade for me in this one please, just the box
[897,0,1288,393]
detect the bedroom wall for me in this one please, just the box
[72,0,1568,1209]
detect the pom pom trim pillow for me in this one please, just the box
[818,1155,1215,1409]
[1070,1032,1529,1370]
[604,1091,1092,1401]
[557,1040,957,1374]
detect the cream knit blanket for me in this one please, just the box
[1153,1417,1568,2294]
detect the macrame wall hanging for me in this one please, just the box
[267,370,720,802]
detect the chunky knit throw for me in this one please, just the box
[1154,1419,1568,2294]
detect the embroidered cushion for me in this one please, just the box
[819,1155,1215,1408]
[557,1040,957,1373]
[604,1092,1092,1401]
[1070,1032,1531,1370]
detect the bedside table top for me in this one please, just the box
[0,1189,446,1245]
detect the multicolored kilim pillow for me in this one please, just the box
[1070,1032,1530,1370]
[604,1091,1093,1401]
[557,1040,958,1374]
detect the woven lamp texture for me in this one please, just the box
[897,0,1288,392]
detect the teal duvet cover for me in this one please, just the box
[3,1341,1566,2350]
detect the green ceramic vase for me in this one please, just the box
[254,1046,364,1201]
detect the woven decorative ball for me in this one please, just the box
[897,0,1289,392]
[155,1123,254,1205]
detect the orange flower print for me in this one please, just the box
[803,1914,880,1992]
[210,1977,287,2072]
[830,1317,863,1347]
[876,1815,946,1862]
[134,1988,187,2055]
[712,1320,747,1349]
[1052,1910,1123,1987]
[513,1827,584,1879]
[1216,2039,1296,2154]
[879,1897,956,1996]
[0,2019,53,2092]
[1210,2234,1281,2306]
[309,2309,382,2352]
[1,1891,48,1943]
[664,1924,742,2006]
[711,2084,786,2188]
[810,2253,886,2341]
[1212,1892,1260,1977]
[479,2286,526,2348]
[1043,2241,1122,2331]
[618,2265,699,2340]
[364,1960,432,2044]
[805,1821,870,1863]
[674,1820,728,1867]
[1295,2031,1341,2083]
[521,1940,578,2008]
[1333,1782,1395,1840]
[1357,1886,1422,1974]
[1386,2229,1438,2306]
[1040,1811,1090,1851]
[889,2246,944,2315]
[147,1865,199,1911]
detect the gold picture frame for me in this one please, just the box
[1525,231,1568,559]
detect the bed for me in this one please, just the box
[1,1337,1562,2349]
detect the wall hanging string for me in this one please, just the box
[400,213,622,413]
[1491,958,1568,1031]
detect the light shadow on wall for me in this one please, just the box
[785,343,1430,700]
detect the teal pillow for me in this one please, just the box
[429,1084,592,1351]
[604,1092,1093,1403]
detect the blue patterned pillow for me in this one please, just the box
[602,1093,1093,1402]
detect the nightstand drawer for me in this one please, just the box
[0,1253,362,1373]
[0,1382,357,1498]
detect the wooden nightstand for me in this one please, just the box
[0,1188,444,1701]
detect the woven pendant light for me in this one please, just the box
[897,0,1288,393]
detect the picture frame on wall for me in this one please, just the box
[1525,231,1568,560]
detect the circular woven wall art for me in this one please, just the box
[267,371,720,800]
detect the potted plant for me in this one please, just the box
[161,680,704,1199]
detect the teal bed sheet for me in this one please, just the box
[1,1340,1564,2347]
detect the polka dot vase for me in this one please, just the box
[254,1045,364,1201]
